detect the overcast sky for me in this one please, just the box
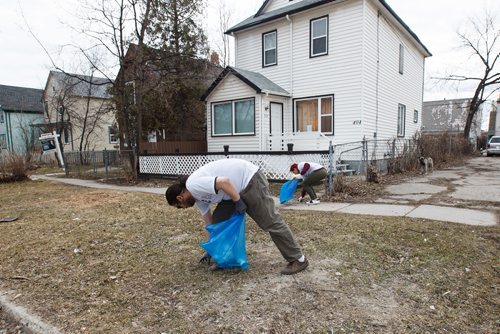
[0,0,498,104]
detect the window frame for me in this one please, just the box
[0,112,4,123]
[0,134,6,149]
[109,126,118,144]
[399,44,404,74]
[310,15,329,58]
[398,103,406,137]
[211,98,256,137]
[262,30,277,67]
[293,94,334,135]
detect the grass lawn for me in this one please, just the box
[0,180,498,333]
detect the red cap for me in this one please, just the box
[290,163,298,172]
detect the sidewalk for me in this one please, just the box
[31,173,498,226]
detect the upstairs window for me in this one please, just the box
[310,16,328,57]
[0,113,4,123]
[399,44,404,74]
[109,125,118,144]
[262,30,277,67]
[398,104,406,137]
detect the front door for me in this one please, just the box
[270,102,283,135]
[269,102,283,151]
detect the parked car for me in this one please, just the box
[486,136,500,156]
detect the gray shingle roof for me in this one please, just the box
[226,0,431,57]
[0,84,44,113]
[49,71,111,99]
[201,66,289,101]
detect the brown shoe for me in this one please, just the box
[281,257,309,275]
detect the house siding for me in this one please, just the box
[206,74,262,152]
[44,74,116,151]
[361,0,425,140]
[265,0,296,13]
[235,0,365,145]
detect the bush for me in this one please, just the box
[0,153,29,182]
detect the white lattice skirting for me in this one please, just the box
[139,153,329,180]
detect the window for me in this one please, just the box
[262,30,277,67]
[56,128,70,144]
[399,44,404,74]
[125,81,136,105]
[310,16,328,57]
[109,126,118,144]
[398,104,406,137]
[212,99,255,136]
[0,113,4,123]
[294,96,333,134]
[413,110,418,123]
[0,134,6,149]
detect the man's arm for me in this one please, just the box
[215,177,247,214]
[201,210,212,240]
[215,177,240,201]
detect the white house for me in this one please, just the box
[201,0,431,152]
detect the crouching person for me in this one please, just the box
[165,158,308,275]
[290,162,328,205]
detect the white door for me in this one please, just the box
[270,102,283,135]
[270,102,283,151]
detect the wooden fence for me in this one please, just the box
[140,141,207,154]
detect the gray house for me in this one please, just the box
[422,98,482,143]
[0,84,44,154]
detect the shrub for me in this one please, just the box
[0,153,29,182]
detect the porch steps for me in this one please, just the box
[333,163,355,176]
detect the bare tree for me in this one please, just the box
[433,11,499,139]
[213,0,232,67]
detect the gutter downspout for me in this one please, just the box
[286,14,293,134]
[6,112,12,151]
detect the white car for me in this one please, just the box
[486,136,500,157]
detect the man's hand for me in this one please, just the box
[234,198,247,214]
[292,174,303,180]
[199,251,211,264]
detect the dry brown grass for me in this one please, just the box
[0,154,29,183]
[1,180,498,333]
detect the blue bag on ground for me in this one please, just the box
[280,179,299,204]
[200,213,248,270]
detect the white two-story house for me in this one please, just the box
[201,0,431,152]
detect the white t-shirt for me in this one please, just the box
[297,162,324,179]
[186,158,259,215]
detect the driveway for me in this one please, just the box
[379,156,500,211]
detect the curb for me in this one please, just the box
[0,292,62,334]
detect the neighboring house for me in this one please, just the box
[422,98,483,144]
[0,84,44,154]
[42,71,116,152]
[486,95,500,140]
[201,0,431,152]
[116,44,222,153]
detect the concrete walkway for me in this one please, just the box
[31,160,499,226]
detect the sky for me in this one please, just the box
[0,0,498,106]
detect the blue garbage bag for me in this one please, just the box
[279,179,299,204]
[200,213,248,270]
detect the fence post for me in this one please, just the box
[104,148,109,177]
[362,137,368,181]
[92,150,96,175]
[328,141,335,196]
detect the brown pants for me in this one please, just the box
[212,170,303,262]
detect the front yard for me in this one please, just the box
[0,180,498,333]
